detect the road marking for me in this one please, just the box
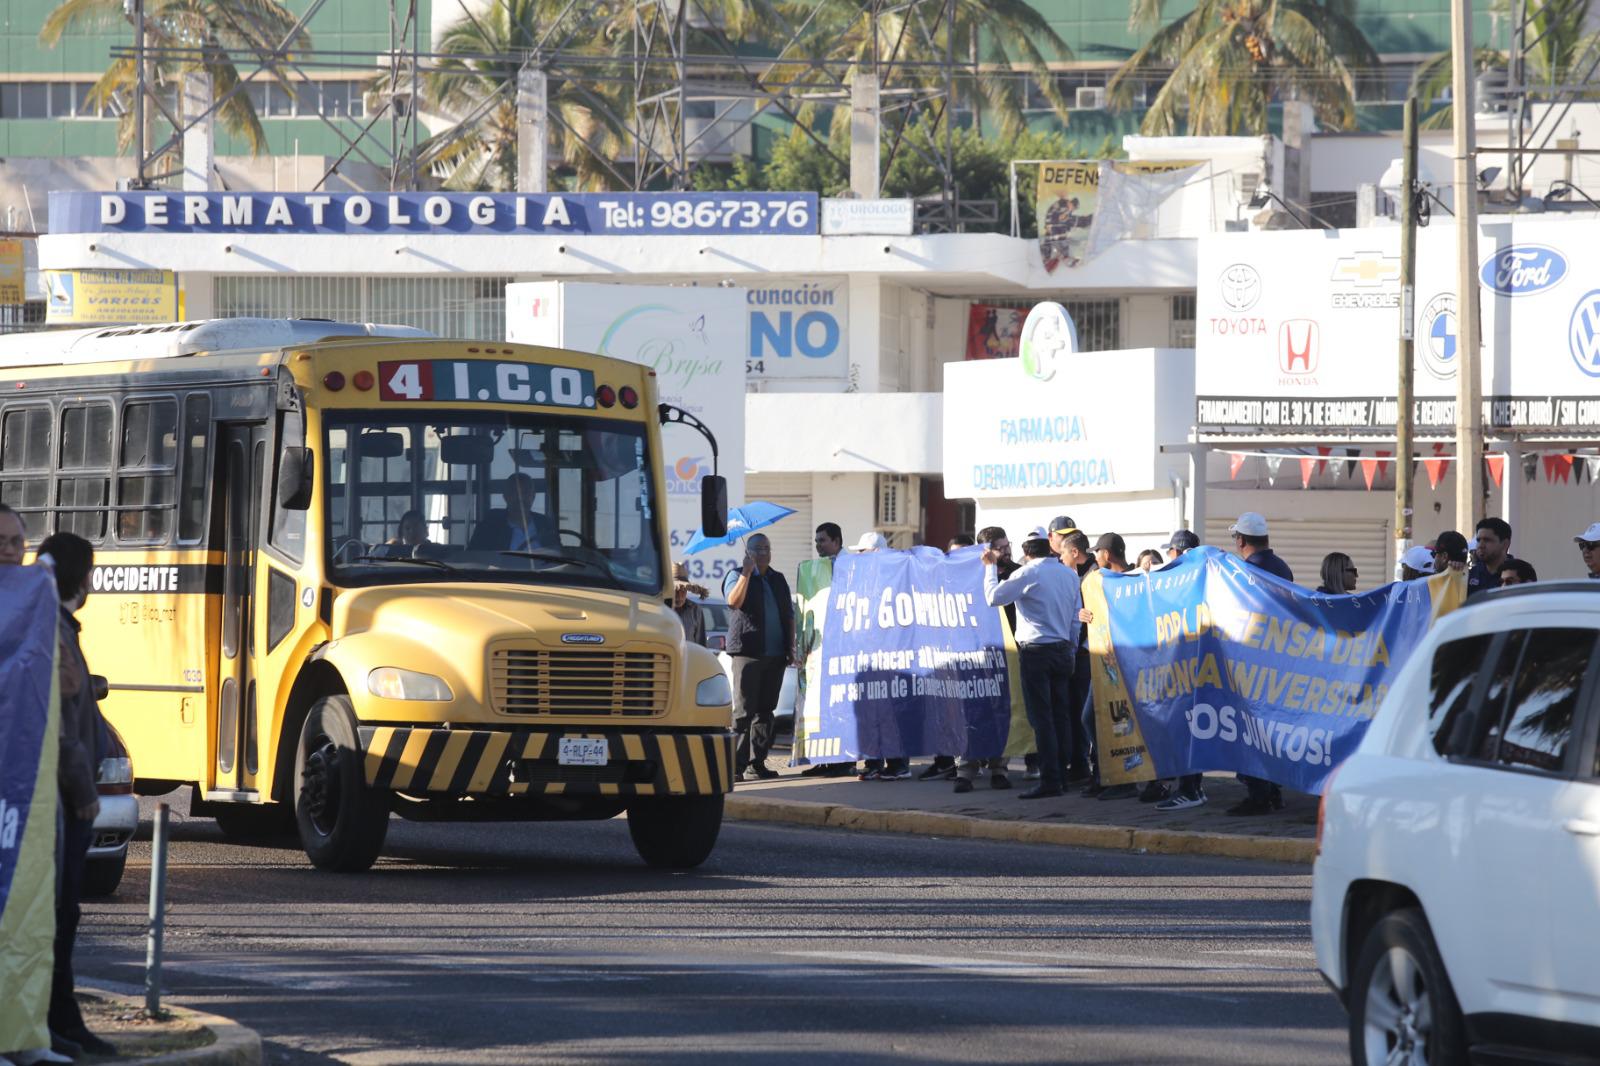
[782,950,1100,978]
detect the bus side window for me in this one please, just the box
[177,395,210,543]
[1,404,52,541]
[58,402,113,543]
[268,411,306,562]
[116,398,178,545]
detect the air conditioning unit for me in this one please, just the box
[1074,86,1107,111]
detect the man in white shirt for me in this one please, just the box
[983,531,1082,799]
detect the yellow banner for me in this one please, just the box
[1082,568,1157,785]
[44,268,178,325]
[0,239,24,305]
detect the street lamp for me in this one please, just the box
[1247,185,1322,229]
[1546,180,1600,210]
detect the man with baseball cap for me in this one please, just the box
[1046,515,1077,559]
[1576,522,1600,579]
[1228,512,1291,816]
[1399,545,1435,582]
[1160,529,1200,557]
[1431,530,1470,575]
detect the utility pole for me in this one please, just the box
[1396,96,1418,580]
[128,0,147,188]
[1450,0,1486,533]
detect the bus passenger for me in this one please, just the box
[469,473,558,552]
[388,510,431,550]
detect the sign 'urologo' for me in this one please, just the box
[1219,263,1262,312]
[1568,290,1600,377]
[1277,319,1319,375]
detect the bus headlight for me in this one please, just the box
[368,667,453,702]
[695,673,733,707]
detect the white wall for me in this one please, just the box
[745,392,942,475]
[811,472,879,547]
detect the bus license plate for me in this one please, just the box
[558,738,608,767]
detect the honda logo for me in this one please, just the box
[1278,319,1319,375]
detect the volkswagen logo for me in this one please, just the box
[1480,244,1567,297]
[1219,263,1262,311]
[1568,290,1600,377]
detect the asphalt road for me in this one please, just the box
[76,796,1349,1065]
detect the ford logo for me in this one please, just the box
[560,633,605,645]
[1480,244,1567,296]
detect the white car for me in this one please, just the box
[718,651,797,733]
[1312,582,1600,1065]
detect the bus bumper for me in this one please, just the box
[359,726,735,798]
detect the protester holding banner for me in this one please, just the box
[722,533,794,782]
[1153,529,1208,812]
[1400,546,1436,581]
[1226,513,1293,816]
[1317,553,1359,595]
[983,534,1081,800]
[796,523,849,777]
[1468,518,1514,593]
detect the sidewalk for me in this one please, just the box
[726,741,1318,864]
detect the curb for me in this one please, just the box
[81,987,263,1066]
[725,795,1316,864]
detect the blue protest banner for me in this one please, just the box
[809,546,1010,763]
[1101,548,1463,793]
[0,565,61,1050]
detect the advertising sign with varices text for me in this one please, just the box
[505,282,747,585]
[745,278,847,381]
[942,350,1188,498]
[1197,219,1600,438]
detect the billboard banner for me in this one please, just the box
[746,279,847,381]
[965,304,1025,361]
[1099,548,1463,793]
[1197,220,1600,437]
[805,546,1011,764]
[0,566,60,1053]
[1036,162,1100,272]
[504,282,747,584]
[0,239,24,305]
[942,352,1160,498]
[43,268,178,325]
[50,190,818,237]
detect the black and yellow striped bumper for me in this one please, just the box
[359,726,735,798]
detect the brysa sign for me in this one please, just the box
[48,190,818,237]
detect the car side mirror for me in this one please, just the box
[277,447,314,511]
[701,475,728,538]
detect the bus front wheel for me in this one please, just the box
[626,793,724,869]
[294,695,390,872]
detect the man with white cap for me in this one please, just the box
[1576,522,1600,579]
[1228,512,1293,583]
[1228,512,1292,816]
[851,530,890,554]
[1399,545,1436,582]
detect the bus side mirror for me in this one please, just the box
[278,447,315,511]
[700,475,728,538]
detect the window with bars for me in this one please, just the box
[976,297,1121,352]
[1171,292,1196,347]
[215,276,511,341]
[116,398,179,544]
[1,405,51,538]
[58,402,114,542]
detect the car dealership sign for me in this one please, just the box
[1196,220,1598,437]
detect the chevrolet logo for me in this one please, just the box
[1330,252,1401,286]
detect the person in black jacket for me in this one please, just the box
[720,534,794,780]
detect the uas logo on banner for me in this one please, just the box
[808,547,1011,763]
[1098,549,1463,793]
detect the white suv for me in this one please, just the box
[1312,582,1600,1066]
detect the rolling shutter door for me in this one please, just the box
[744,473,813,577]
[1203,516,1392,591]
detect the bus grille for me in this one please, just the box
[491,649,671,717]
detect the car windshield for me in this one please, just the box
[324,410,661,595]
[699,601,731,632]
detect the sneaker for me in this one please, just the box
[952,778,974,794]
[1155,789,1208,811]
[990,773,1012,790]
[1225,797,1275,816]
[1023,768,1042,781]
[1018,785,1064,800]
[744,763,779,780]
[1080,780,1108,798]
[857,768,882,781]
[880,766,912,781]
[1096,783,1139,801]
[800,764,834,777]
[1138,781,1170,804]
[917,763,950,781]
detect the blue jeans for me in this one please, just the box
[1018,643,1077,790]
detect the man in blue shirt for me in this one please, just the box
[984,531,1082,799]
[723,534,794,781]
[1228,512,1292,816]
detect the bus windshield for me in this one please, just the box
[324,410,662,595]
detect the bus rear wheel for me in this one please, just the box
[626,793,724,869]
[294,695,389,872]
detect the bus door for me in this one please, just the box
[212,421,269,798]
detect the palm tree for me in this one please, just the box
[771,0,1073,143]
[1109,0,1380,136]
[40,0,310,157]
[1409,0,1599,130]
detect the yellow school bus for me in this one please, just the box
[0,318,736,871]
